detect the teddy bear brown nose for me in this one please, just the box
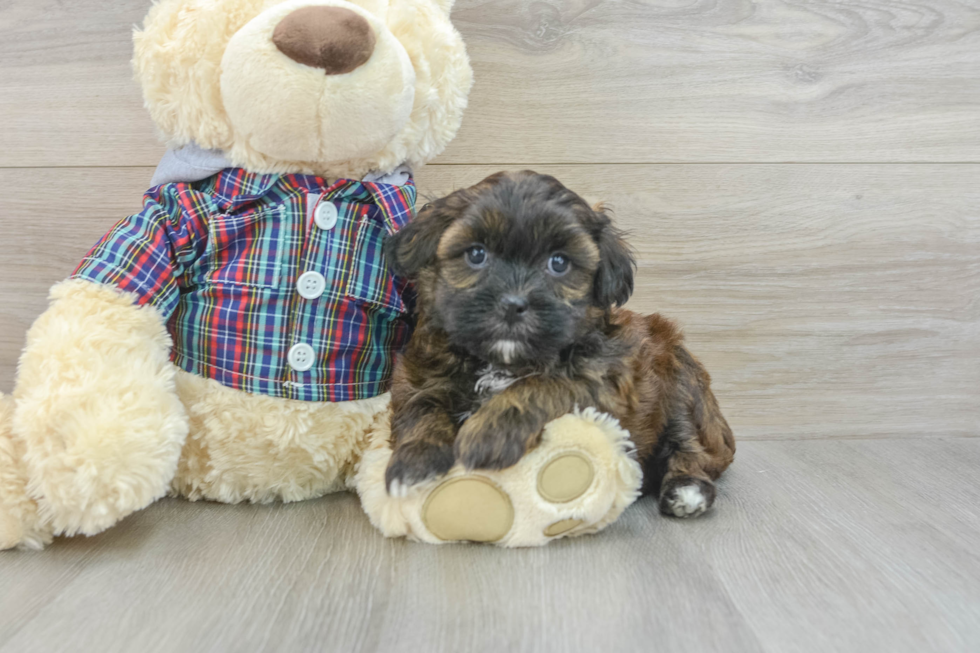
[272,6,376,75]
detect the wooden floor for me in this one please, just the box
[2,439,979,653]
[1,0,979,651]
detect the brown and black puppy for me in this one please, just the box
[384,171,735,517]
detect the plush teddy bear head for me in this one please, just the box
[134,0,472,178]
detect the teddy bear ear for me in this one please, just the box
[132,0,235,151]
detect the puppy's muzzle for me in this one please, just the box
[501,294,529,325]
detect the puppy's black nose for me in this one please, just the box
[501,294,529,323]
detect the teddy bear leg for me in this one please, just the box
[10,280,189,541]
[170,369,387,505]
[356,408,643,547]
[0,394,53,550]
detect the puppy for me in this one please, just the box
[383,171,735,517]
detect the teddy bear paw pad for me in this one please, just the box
[543,518,585,537]
[536,452,595,503]
[421,476,514,543]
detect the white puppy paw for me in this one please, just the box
[659,477,716,518]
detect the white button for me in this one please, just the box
[296,271,326,299]
[288,343,316,372]
[314,202,338,230]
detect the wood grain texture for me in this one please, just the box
[2,0,980,167]
[1,439,978,653]
[2,2,978,652]
[0,0,158,168]
[2,165,977,440]
[417,164,980,441]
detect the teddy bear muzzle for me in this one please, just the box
[272,6,376,75]
[220,0,416,165]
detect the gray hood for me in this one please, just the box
[150,143,412,187]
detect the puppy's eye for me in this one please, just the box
[547,253,570,276]
[465,245,488,269]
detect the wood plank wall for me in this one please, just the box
[1,0,978,440]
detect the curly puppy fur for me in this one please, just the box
[383,171,735,516]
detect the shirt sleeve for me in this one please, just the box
[71,183,211,319]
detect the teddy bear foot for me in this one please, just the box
[420,448,597,542]
[0,497,54,552]
[0,394,53,551]
[356,407,643,547]
[0,501,53,551]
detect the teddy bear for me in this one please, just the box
[0,0,642,551]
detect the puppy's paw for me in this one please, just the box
[385,440,455,497]
[454,418,531,471]
[659,476,716,518]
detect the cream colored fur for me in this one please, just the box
[134,0,472,178]
[2,0,473,550]
[0,280,393,550]
[0,393,53,550]
[356,408,643,547]
[0,0,638,551]
[172,371,388,504]
[10,281,188,541]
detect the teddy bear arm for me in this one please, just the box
[9,279,189,540]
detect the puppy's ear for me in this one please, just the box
[591,209,635,308]
[387,174,510,279]
[386,207,444,279]
[386,201,461,279]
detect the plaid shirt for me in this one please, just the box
[73,169,417,402]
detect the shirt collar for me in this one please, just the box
[320,177,417,235]
[153,147,418,235]
[358,178,417,235]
